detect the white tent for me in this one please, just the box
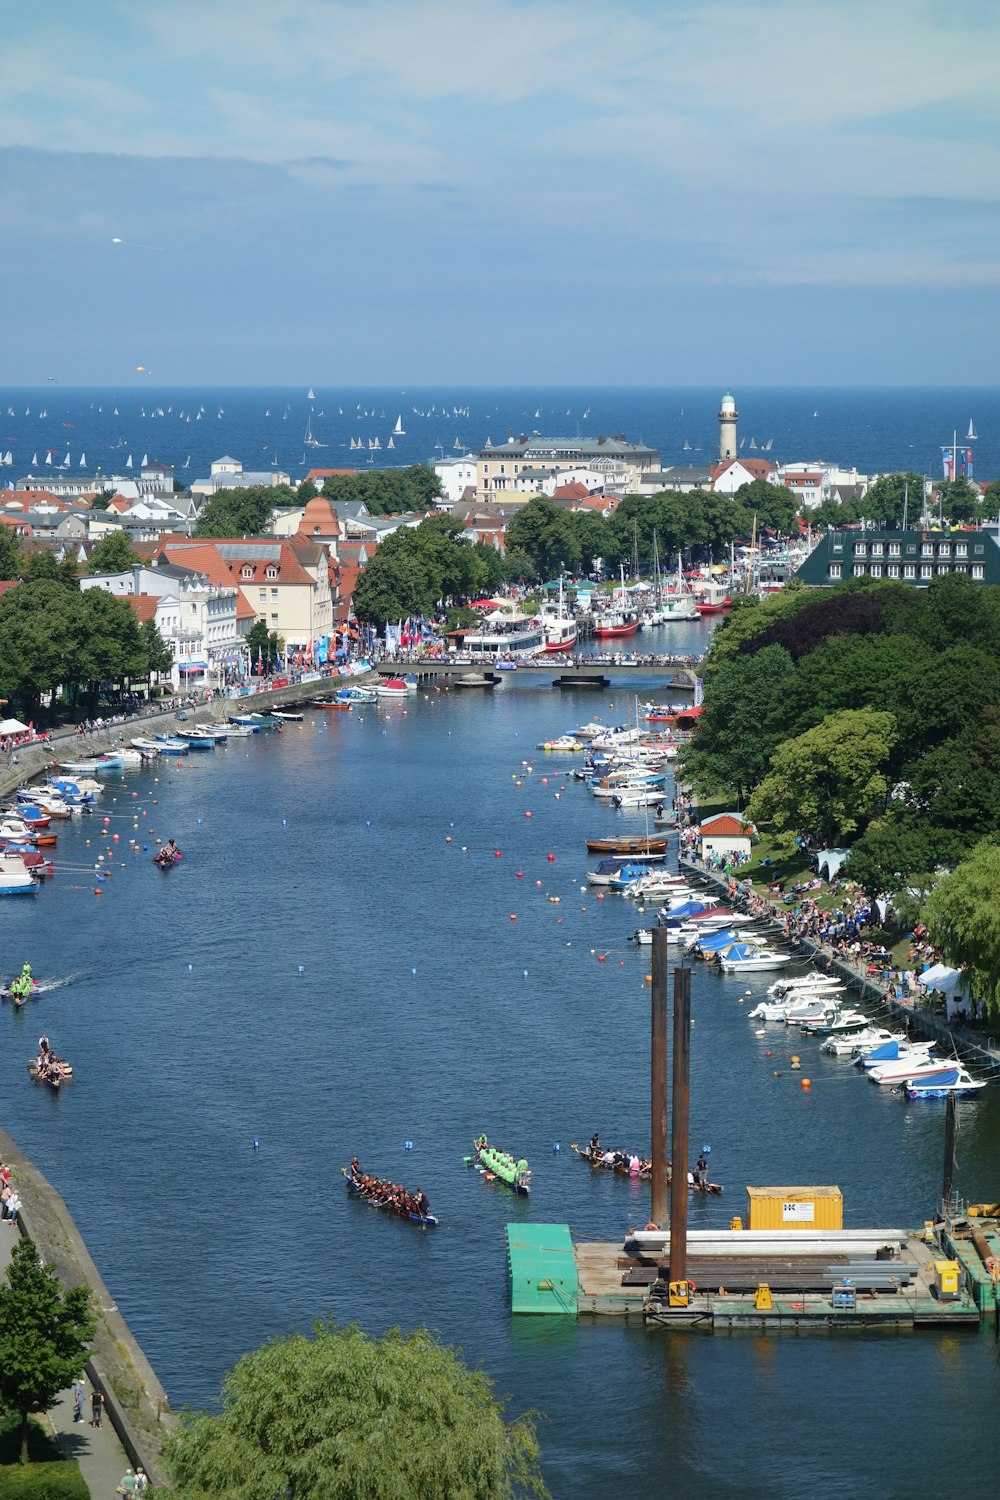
[816,848,850,881]
[919,962,962,994]
[0,718,29,735]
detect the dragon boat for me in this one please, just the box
[341,1166,438,1227]
[571,1142,723,1193]
[467,1137,531,1195]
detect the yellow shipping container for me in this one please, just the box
[746,1186,843,1231]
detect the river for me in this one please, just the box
[2,621,999,1498]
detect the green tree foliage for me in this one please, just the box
[856,472,925,528]
[21,551,80,589]
[352,516,502,625]
[923,839,1000,1020]
[320,466,442,516]
[935,477,986,525]
[846,815,964,908]
[141,617,174,677]
[86,529,139,574]
[683,645,795,802]
[0,1239,95,1465]
[504,498,583,581]
[748,708,897,850]
[245,620,283,669]
[0,525,24,581]
[733,478,800,534]
[194,486,299,539]
[161,1319,547,1500]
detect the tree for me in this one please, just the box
[87,529,139,574]
[141,616,173,678]
[923,838,1000,1021]
[0,1239,95,1464]
[0,524,24,580]
[504,498,581,581]
[682,644,795,802]
[845,814,963,908]
[0,580,87,719]
[320,466,442,516]
[855,472,925,529]
[935,477,986,525]
[747,708,897,850]
[733,478,799,535]
[161,1318,547,1500]
[194,485,299,539]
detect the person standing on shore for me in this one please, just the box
[91,1387,104,1428]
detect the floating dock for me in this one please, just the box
[512,1225,986,1330]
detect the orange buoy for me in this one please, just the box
[524,811,533,819]
[801,1078,811,1090]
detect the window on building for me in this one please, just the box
[921,543,933,557]
[854,543,867,557]
[828,563,842,580]
[869,564,882,578]
[258,589,266,601]
[974,544,985,555]
[972,564,985,579]
[265,566,278,580]
[271,588,278,601]
[956,542,968,557]
[938,543,951,558]
[852,563,866,577]
[920,564,933,579]
[241,565,254,580]
[888,542,900,557]
[270,612,279,623]
[905,543,917,554]
[887,564,899,578]
[937,564,950,575]
[903,564,916,578]
[871,542,884,556]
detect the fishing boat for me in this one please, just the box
[904,1066,986,1099]
[585,834,669,858]
[342,1166,437,1226]
[539,578,578,652]
[693,580,732,615]
[314,697,351,710]
[592,604,639,638]
[337,686,378,704]
[661,555,701,621]
[468,1137,531,1195]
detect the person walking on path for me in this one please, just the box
[91,1387,104,1428]
[72,1378,85,1423]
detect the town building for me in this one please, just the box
[699,812,754,861]
[475,436,659,501]
[796,529,1000,587]
[190,456,291,499]
[156,537,333,650]
[709,457,778,494]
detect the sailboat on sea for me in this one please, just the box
[968,420,978,441]
[387,436,395,449]
[393,414,405,436]
[307,387,316,401]
[304,416,324,448]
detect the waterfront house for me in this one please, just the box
[796,528,1000,587]
[699,812,755,862]
[475,435,659,501]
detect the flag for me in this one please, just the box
[256,648,263,673]
[962,448,973,479]
[694,677,704,708]
[941,446,954,480]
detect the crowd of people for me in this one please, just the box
[347,1159,432,1221]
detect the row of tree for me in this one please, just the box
[351,514,505,624]
[810,473,1000,530]
[685,573,1000,1016]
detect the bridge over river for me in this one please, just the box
[377,655,703,691]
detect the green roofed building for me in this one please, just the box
[506,1223,579,1315]
[795,529,1000,588]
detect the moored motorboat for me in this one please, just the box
[715,941,792,972]
[375,678,411,698]
[585,835,669,858]
[0,816,56,846]
[342,1165,437,1226]
[468,1136,531,1194]
[336,686,378,704]
[0,856,40,895]
[270,710,303,722]
[904,1066,986,1099]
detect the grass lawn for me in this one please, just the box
[0,1415,63,1465]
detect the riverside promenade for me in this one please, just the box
[0,1130,175,1492]
[678,854,1000,1076]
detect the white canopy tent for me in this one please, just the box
[0,718,30,735]
[816,848,850,881]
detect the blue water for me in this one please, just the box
[2,628,1000,1497]
[1,385,996,484]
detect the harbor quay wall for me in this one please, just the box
[678,856,1000,1075]
[0,1127,176,1487]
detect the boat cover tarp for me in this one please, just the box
[694,929,742,951]
[661,901,708,921]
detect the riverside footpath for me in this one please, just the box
[0,1130,174,1494]
[678,854,1000,1078]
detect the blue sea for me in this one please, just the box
[2,639,1000,1499]
[1,385,996,485]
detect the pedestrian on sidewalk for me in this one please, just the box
[72,1378,85,1422]
[91,1387,104,1428]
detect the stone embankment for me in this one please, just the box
[0,1128,175,1487]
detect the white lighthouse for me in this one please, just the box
[718,390,738,460]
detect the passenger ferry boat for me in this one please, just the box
[463,608,543,659]
[539,579,578,652]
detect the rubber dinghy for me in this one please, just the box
[468,1137,531,1195]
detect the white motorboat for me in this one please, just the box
[798,1008,870,1035]
[766,973,842,997]
[748,996,836,1024]
[904,1066,987,1099]
[537,735,584,752]
[868,1052,943,1086]
[337,686,378,704]
[625,878,698,901]
[224,724,255,737]
[131,738,168,755]
[60,758,110,774]
[858,1039,935,1072]
[821,1027,901,1057]
[19,790,72,818]
[717,943,793,973]
[0,855,38,896]
[610,787,667,808]
[0,816,44,842]
[270,710,304,722]
[374,678,411,698]
[463,607,543,658]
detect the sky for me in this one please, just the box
[1,0,997,386]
